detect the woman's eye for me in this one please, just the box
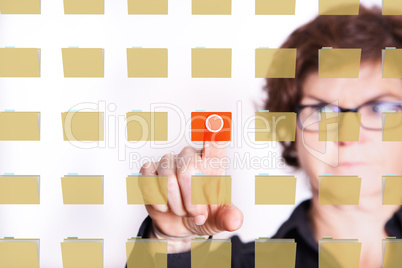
[394,104,402,112]
[369,103,402,113]
[317,104,330,112]
[370,104,381,113]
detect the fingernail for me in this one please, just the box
[193,215,206,225]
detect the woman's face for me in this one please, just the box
[295,62,402,197]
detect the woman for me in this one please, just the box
[131,5,402,268]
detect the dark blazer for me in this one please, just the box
[127,199,402,267]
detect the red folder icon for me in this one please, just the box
[191,112,231,141]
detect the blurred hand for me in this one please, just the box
[140,141,243,253]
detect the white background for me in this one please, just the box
[0,0,379,267]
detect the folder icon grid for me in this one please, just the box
[382,112,402,141]
[191,175,231,205]
[126,175,168,205]
[127,48,168,78]
[63,0,104,14]
[62,48,104,77]
[319,238,361,268]
[255,175,296,205]
[191,238,231,268]
[255,48,297,78]
[255,238,296,268]
[0,0,41,14]
[318,48,361,78]
[318,112,361,141]
[62,112,104,141]
[126,112,168,141]
[0,238,40,268]
[382,48,402,78]
[383,238,402,267]
[255,112,296,141]
[319,0,360,15]
[61,175,104,204]
[191,48,232,78]
[126,238,167,268]
[128,0,168,14]
[61,238,103,268]
[255,0,296,15]
[192,0,231,15]
[318,175,361,205]
[382,175,402,205]
[0,175,40,204]
[0,112,40,141]
[0,48,41,77]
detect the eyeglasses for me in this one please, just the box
[293,101,402,132]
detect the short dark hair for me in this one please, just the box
[264,4,402,168]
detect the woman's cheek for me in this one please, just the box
[377,142,402,173]
[295,131,323,191]
[296,129,338,174]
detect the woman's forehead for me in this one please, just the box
[301,62,402,105]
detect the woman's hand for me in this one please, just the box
[140,142,244,253]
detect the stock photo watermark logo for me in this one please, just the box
[61,100,341,170]
[129,150,286,172]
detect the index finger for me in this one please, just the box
[202,141,228,175]
[202,140,227,159]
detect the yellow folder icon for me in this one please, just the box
[319,175,361,205]
[126,238,167,268]
[382,48,402,78]
[255,238,296,268]
[127,48,168,78]
[128,0,168,14]
[191,175,231,205]
[63,0,104,14]
[383,238,402,268]
[255,48,296,78]
[191,238,231,268]
[0,48,40,77]
[0,0,40,14]
[318,112,361,141]
[319,238,361,268]
[126,112,168,141]
[382,0,402,15]
[62,112,104,141]
[255,175,296,205]
[192,48,232,78]
[192,0,231,15]
[0,112,40,141]
[62,48,104,77]
[61,238,103,268]
[382,175,402,205]
[319,0,360,15]
[61,175,104,204]
[255,112,296,141]
[0,175,40,204]
[382,112,402,141]
[126,175,167,205]
[319,48,361,78]
[255,0,295,15]
[0,238,40,268]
